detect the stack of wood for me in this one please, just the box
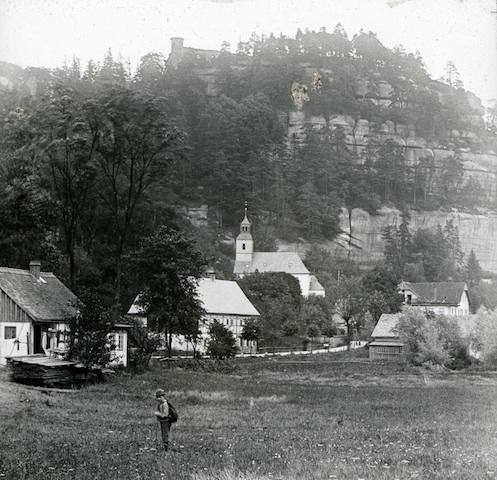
[7,355,85,387]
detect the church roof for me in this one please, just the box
[309,275,325,293]
[240,213,251,226]
[234,252,310,275]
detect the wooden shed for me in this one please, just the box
[369,314,403,360]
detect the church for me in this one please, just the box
[233,209,325,297]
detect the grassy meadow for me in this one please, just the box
[1,350,497,480]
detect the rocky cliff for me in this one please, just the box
[279,207,497,275]
[287,110,497,200]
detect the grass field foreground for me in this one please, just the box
[1,350,497,480]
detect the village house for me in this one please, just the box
[399,281,471,316]
[0,261,129,367]
[127,271,260,355]
[233,209,325,297]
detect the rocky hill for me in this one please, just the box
[2,28,497,282]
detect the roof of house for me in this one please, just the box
[309,275,325,293]
[371,313,401,339]
[197,278,259,316]
[0,267,77,322]
[233,252,310,275]
[127,277,260,318]
[400,282,468,306]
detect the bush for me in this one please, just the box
[206,320,238,359]
[472,308,497,366]
[396,307,472,369]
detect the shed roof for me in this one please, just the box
[400,282,468,306]
[0,267,77,322]
[371,314,401,338]
[234,252,309,275]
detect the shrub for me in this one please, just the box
[396,307,472,369]
[206,320,238,359]
[472,308,497,366]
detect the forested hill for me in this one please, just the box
[1,26,497,304]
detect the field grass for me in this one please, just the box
[1,349,497,480]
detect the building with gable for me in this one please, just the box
[0,261,129,366]
[233,209,325,297]
[127,272,260,355]
[399,281,470,316]
[369,313,404,360]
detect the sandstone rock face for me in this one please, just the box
[287,110,497,201]
[331,207,497,274]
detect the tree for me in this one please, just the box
[86,84,186,310]
[332,276,366,348]
[438,155,464,206]
[238,272,302,346]
[241,318,262,343]
[382,210,412,278]
[362,265,403,323]
[206,320,238,359]
[65,291,116,371]
[441,61,463,89]
[306,323,321,352]
[31,83,98,289]
[127,224,206,357]
[472,308,497,366]
[126,317,162,373]
[465,250,482,289]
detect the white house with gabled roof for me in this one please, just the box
[399,281,470,316]
[233,208,325,297]
[128,271,260,354]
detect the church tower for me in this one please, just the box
[235,204,253,263]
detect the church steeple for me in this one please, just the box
[236,202,253,263]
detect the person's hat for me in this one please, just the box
[155,389,165,397]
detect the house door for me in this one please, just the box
[33,324,43,354]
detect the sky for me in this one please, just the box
[0,0,496,105]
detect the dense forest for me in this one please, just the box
[1,26,496,316]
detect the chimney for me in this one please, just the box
[29,260,41,280]
[206,268,216,281]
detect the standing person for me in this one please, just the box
[154,389,171,451]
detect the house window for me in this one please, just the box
[406,294,412,305]
[5,326,16,339]
[117,334,124,350]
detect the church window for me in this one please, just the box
[242,242,246,250]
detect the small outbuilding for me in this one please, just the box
[369,314,403,360]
